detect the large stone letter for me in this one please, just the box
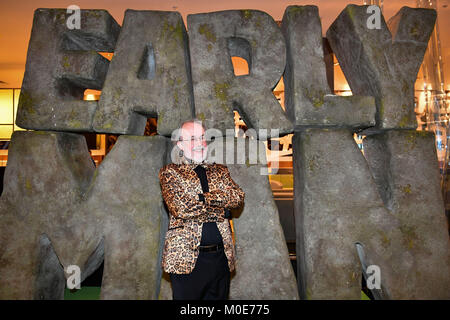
[363,130,450,299]
[326,5,436,131]
[293,129,401,299]
[188,10,292,138]
[93,10,194,136]
[281,6,376,129]
[16,9,120,132]
[0,131,169,299]
[225,137,298,299]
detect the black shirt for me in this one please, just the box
[200,222,223,246]
[194,164,225,246]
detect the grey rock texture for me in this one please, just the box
[326,5,436,132]
[293,129,397,299]
[0,131,169,299]
[158,273,173,300]
[281,6,376,130]
[225,137,298,299]
[16,9,120,132]
[187,10,293,138]
[93,10,194,136]
[363,130,450,299]
[294,129,450,299]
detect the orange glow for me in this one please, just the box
[231,56,249,76]
[83,89,101,101]
[98,52,114,61]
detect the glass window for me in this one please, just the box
[13,89,26,131]
[0,89,14,124]
[0,124,13,140]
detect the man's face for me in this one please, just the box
[177,122,207,163]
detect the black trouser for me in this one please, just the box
[169,247,230,300]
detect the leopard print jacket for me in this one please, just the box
[158,161,245,274]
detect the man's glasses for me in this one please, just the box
[179,135,205,143]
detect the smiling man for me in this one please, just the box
[158,118,245,300]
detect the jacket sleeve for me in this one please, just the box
[202,165,245,209]
[159,166,224,222]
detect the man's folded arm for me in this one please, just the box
[201,166,245,209]
[159,167,224,221]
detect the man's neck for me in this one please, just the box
[181,154,207,165]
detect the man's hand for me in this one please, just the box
[196,165,245,210]
[194,165,235,219]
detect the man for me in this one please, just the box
[158,119,245,300]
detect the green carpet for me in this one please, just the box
[361,291,370,300]
[64,287,372,300]
[64,287,101,300]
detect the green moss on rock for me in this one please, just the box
[162,19,184,43]
[346,5,357,21]
[214,82,232,112]
[103,121,113,129]
[214,83,230,101]
[198,23,216,43]
[378,100,384,119]
[241,10,252,20]
[287,6,306,17]
[62,56,70,68]
[398,114,411,128]
[68,120,83,128]
[25,178,32,190]
[197,112,205,121]
[399,225,418,249]
[19,91,36,115]
[305,88,324,108]
[401,184,412,194]
[157,110,165,126]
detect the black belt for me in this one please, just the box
[198,243,224,252]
